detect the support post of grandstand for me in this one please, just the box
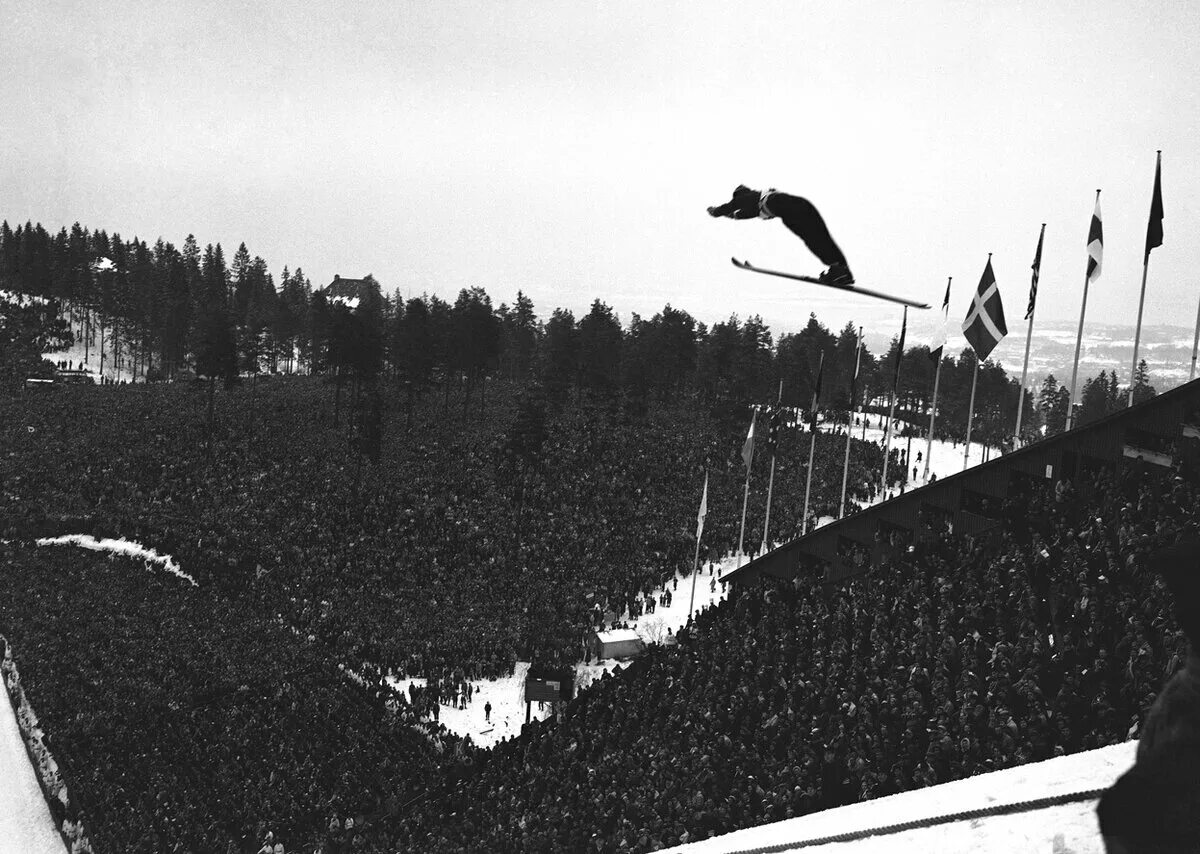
[1191,292,1200,382]
[924,345,943,481]
[839,327,863,517]
[963,357,979,471]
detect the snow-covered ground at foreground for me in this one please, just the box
[391,557,733,750]
[666,741,1136,854]
[0,676,67,854]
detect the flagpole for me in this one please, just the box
[1068,190,1101,431]
[1191,293,1200,383]
[688,470,707,621]
[963,356,979,471]
[923,277,950,481]
[760,380,783,554]
[802,417,818,534]
[1127,259,1151,407]
[1129,152,1162,408]
[840,326,863,517]
[924,356,942,481]
[737,410,754,561]
[802,352,824,535]
[880,306,907,499]
[1015,224,1045,449]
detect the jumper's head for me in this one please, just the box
[707,185,761,218]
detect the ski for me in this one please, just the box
[731,258,931,310]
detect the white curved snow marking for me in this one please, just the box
[35,536,196,586]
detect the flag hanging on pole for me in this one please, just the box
[929,279,951,362]
[810,351,825,428]
[1145,150,1164,262]
[891,308,908,395]
[1026,225,1045,320]
[695,472,708,541]
[848,337,862,410]
[962,256,1007,360]
[1087,196,1104,283]
[741,408,757,469]
[765,406,781,453]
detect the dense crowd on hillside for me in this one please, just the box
[0,543,459,854]
[5,373,1193,851]
[1,378,884,685]
[387,448,1198,852]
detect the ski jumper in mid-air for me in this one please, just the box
[708,185,854,285]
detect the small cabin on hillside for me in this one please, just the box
[323,274,378,309]
[592,628,645,660]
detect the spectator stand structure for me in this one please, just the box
[725,378,1200,588]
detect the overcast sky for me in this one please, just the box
[4,0,1199,359]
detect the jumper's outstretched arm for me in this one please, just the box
[707,200,757,219]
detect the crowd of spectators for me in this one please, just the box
[6,376,1191,852]
[0,543,460,853]
[386,451,1198,852]
[0,378,884,681]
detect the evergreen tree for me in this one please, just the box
[541,308,578,405]
[1131,358,1156,405]
[578,299,623,401]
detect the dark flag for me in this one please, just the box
[891,309,908,395]
[1026,224,1045,320]
[929,278,951,362]
[1145,151,1164,262]
[765,406,782,453]
[1087,194,1103,283]
[810,351,824,428]
[962,256,1007,360]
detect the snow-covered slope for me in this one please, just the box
[0,677,66,854]
[666,742,1135,854]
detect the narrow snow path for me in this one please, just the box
[0,677,67,854]
[390,558,732,750]
[35,535,196,586]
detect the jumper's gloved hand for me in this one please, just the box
[708,185,760,219]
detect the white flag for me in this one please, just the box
[695,472,709,541]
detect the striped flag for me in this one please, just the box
[741,408,757,469]
[1087,194,1103,283]
[962,256,1007,360]
[1145,151,1164,262]
[1026,224,1045,320]
[810,351,825,428]
[891,308,908,395]
[929,278,951,362]
[695,472,708,541]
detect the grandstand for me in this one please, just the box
[666,741,1135,853]
[727,377,1200,587]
